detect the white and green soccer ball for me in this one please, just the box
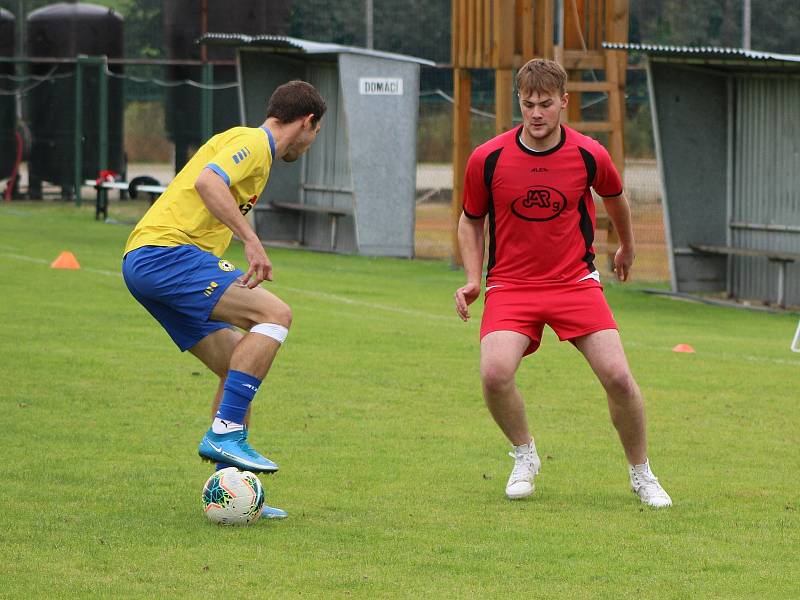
[202,467,264,526]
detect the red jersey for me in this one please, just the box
[462,125,623,285]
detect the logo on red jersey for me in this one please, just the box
[510,186,567,221]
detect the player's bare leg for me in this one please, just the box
[211,281,291,377]
[574,328,672,507]
[480,331,532,445]
[190,327,238,394]
[573,329,645,463]
[480,330,542,499]
[196,282,291,473]
[211,381,223,421]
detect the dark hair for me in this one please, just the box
[516,58,567,97]
[266,80,327,125]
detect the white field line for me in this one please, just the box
[2,250,798,366]
[0,250,457,324]
[276,285,456,323]
[0,252,123,278]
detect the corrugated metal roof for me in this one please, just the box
[603,42,800,65]
[200,33,436,66]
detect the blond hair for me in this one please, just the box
[516,58,567,97]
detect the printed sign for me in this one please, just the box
[359,77,404,95]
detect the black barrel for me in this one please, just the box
[27,2,124,198]
[0,8,15,182]
[164,0,291,172]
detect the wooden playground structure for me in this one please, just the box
[450,0,630,262]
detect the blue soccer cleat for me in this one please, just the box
[198,428,279,473]
[261,504,288,519]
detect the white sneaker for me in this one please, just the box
[629,461,672,507]
[505,443,541,500]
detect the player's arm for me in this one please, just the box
[602,192,635,282]
[591,142,633,282]
[455,149,491,320]
[455,212,485,321]
[194,168,272,287]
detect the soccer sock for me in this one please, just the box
[211,370,262,433]
[513,439,537,456]
[212,418,244,434]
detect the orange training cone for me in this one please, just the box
[672,343,695,353]
[51,251,81,270]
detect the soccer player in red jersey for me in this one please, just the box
[454,59,671,507]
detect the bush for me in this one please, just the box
[124,101,173,163]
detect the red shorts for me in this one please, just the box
[480,281,617,356]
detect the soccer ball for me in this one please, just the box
[202,467,264,526]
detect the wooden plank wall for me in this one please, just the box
[453,0,539,69]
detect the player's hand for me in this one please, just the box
[241,239,273,288]
[455,281,481,321]
[613,246,635,282]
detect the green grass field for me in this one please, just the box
[1,202,798,599]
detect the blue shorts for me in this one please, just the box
[122,245,245,351]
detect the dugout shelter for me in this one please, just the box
[608,44,800,308]
[200,34,434,258]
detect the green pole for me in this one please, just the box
[201,62,213,142]
[98,56,109,176]
[73,56,85,206]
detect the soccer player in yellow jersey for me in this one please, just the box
[122,81,326,519]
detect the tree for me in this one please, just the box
[630,0,800,52]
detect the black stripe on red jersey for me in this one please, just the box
[514,125,566,156]
[577,197,596,273]
[487,196,497,276]
[484,148,503,188]
[578,146,597,189]
[484,147,503,277]
[576,145,598,273]
[579,144,623,197]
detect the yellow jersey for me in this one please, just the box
[124,126,276,258]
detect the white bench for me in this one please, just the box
[84,178,166,221]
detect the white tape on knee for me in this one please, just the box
[250,323,289,344]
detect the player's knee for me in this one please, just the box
[604,370,638,399]
[207,355,233,379]
[481,362,515,393]
[250,299,292,329]
[272,302,292,329]
[246,299,292,346]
